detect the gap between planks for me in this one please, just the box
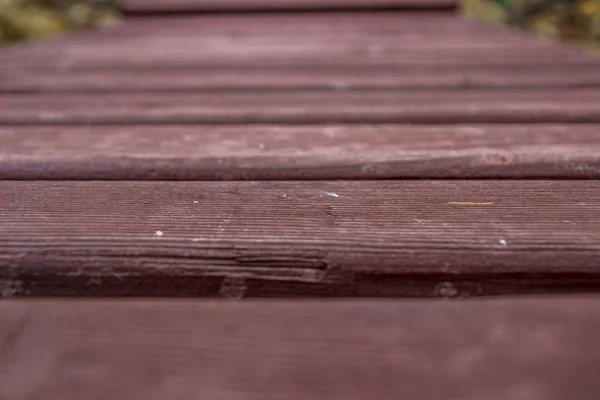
[120,0,458,13]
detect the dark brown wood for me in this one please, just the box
[1,124,599,179]
[4,65,600,92]
[1,181,599,297]
[2,297,600,399]
[3,89,600,124]
[121,0,457,13]
[2,13,596,69]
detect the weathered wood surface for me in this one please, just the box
[2,298,600,399]
[1,124,599,180]
[2,7,600,298]
[3,90,600,125]
[1,181,599,297]
[2,13,597,69]
[4,65,600,92]
[121,0,457,12]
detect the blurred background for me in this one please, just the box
[0,0,599,48]
[0,0,121,45]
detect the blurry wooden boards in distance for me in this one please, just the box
[1,181,599,297]
[121,0,457,12]
[3,90,600,124]
[3,65,600,92]
[2,298,600,399]
[1,124,599,180]
[2,13,599,69]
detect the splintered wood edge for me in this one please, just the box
[1,297,600,399]
[1,181,599,297]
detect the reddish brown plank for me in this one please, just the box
[2,298,600,399]
[0,13,538,42]
[1,181,599,297]
[0,13,567,45]
[2,39,590,69]
[121,0,457,12]
[1,124,599,179]
[4,65,600,92]
[3,89,600,124]
[2,14,596,69]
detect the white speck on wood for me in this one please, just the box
[499,239,508,247]
[325,192,340,198]
[0,279,22,298]
[219,277,246,299]
[154,230,164,237]
[435,282,458,298]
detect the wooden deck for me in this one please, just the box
[1,0,600,397]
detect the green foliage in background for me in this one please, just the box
[460,0,600,49]
[0,0,120,45]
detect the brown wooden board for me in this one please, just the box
[3,90,600,125]
[1,124,599,180]
[121,0,458,12]
[1,181,599,297]
[0,13,547,43]
[2,297,600,399]
[0,13,574,46]
[4,65,600,92]
[2,13,597,69]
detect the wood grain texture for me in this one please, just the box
[1,124,599,180]
[4,65,600,92]
[2,298,600,400]
[2,13,597,69]
[121,0,457,12]
[3,89,600,124]
[1,181,599,297]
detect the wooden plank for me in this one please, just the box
[3,90,600,124]
[0,13,548,43]
[4,65,600,92]
[2,14,596,69]
[121,0,457,13]
[2,298,600,399]
[1,124,599,180]
[2,38,591,69]
[1,181,599,297]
